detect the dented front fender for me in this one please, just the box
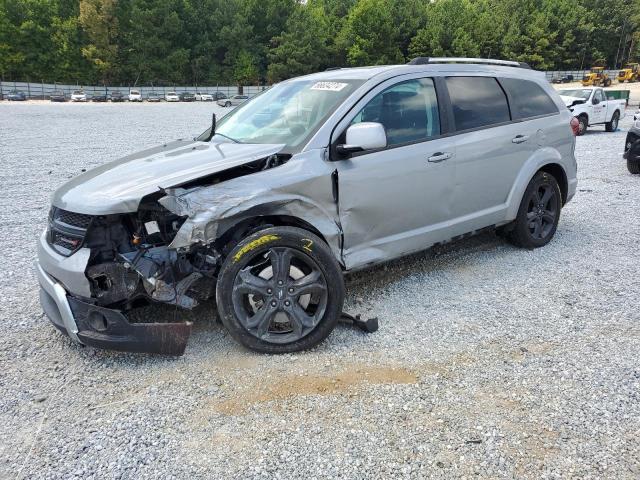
[159,150,344,262]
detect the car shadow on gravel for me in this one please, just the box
[73,230,517,362]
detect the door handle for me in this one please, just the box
[512,135,530,144]
[427,152,452,163]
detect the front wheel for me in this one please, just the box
[507,171,562,249]
[605,111,620,132]
[225,101,231,107]
[216,226,345,353]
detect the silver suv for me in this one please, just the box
[36,58,577,355]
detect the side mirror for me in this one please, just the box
[592,97,600,105]
[337,122,387,156]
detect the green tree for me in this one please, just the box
[267,1,330,82]
[79,0,119,82]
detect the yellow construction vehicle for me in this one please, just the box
[617,63,639,83]
[582,66,612,87]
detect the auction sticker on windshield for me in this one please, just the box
[311,82,348,92]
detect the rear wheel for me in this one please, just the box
[605,111,620,132]
[577,115,588,136]
[628,160,640,174]
[216,226,344,353]
[507,171,562,249]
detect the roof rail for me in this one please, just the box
[407,57,531,69]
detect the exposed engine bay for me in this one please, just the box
[49,153,292,315]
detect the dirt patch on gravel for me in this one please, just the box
[210,365,418,415]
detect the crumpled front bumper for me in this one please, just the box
[36,240,193,355]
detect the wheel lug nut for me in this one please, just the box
[271,300,277,307]
[284,300,291,306]
[288,287,294,293]
[267,288,272,294]
[277,280,283,286]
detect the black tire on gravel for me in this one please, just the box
[216,226,345,353]
[628,159,640,174]
[507,171,562,249]
[605,111,620,132]
[577,115,588,136]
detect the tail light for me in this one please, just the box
[570,116,580,136]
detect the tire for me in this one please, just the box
[605,111,620,132]
[216,226,345,353]
[507,171,562,249]
[577,115,588,136]
[225,101,231,107]
[604,78,612,87]
[628,159,640,174]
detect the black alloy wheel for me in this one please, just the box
[507,171,562,249]
[216,227,344,353]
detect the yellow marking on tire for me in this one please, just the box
[301,238,314,253]
[233,235,280,263]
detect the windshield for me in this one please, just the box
[130,90,140,94]
[559,89,592,100]
[206,79,363,148]
[73,90,83,95]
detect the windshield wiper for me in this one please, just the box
[214,132,241,143]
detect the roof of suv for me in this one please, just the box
[294,58,543,82]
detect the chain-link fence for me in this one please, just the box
[0,81,268,100]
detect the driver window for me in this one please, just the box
[594,90,604,103]
[351,78,440,147]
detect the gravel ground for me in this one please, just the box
[1,102,639,479]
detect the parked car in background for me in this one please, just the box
[36,57,578,355]
[110,91,126,102]
[129,90,143,102]
[558,87,625,135]
[70,90,88,102]
[195,92,213,101]
[624,119,640,174]
[179,92,196,102]
[50,91,67,102]
[147,92,162,102]
[6,90,27,101]
[165,91,179,102]
[212,91,227,101]
[217,94,248,107]
[92,93,109,102]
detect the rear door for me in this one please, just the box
[444,76,523,222]
[333,76,457,268]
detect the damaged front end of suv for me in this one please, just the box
[38,140,304,355]
[36,76,360,355]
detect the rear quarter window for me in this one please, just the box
[445,77,511,131]
[500,78,559,119]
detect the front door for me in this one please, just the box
[591,89,607,123]
[333,77,456,268]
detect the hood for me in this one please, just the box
[559,95,586,107]
[52,139,285,215]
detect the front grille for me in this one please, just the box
[47,207,93,256]
[56,209,92,229]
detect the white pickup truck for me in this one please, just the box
[558,87,625,135]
